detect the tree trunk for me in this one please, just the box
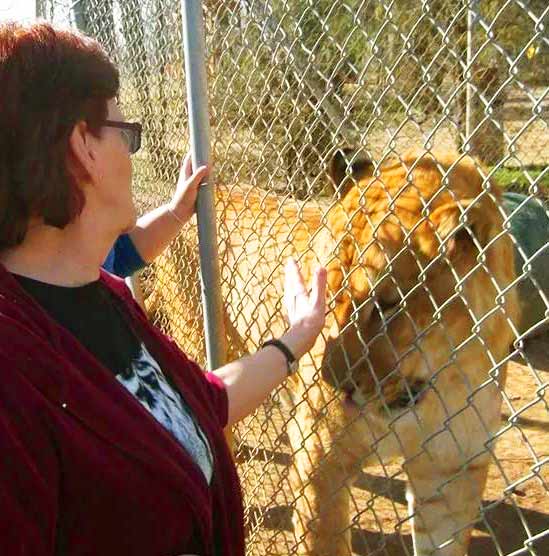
[468,64,506,165]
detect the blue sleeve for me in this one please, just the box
[102,234,147,278]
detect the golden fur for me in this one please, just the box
[147,150,519,556]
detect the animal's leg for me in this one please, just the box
[405,455,490,556]
[287,383,355,556]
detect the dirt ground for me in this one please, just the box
[234,332,549,556]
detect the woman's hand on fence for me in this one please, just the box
[282,258,327,359]
[216,258,327,424]
[169,152,208,226]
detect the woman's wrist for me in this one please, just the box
[279,322,317,361]
[167,202,188,227]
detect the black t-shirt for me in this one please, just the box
[15,274,140,377]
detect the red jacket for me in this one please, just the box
[0,265,244,556]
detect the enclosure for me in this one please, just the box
[40,1,549,554]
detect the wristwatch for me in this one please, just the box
[262,339,299,375]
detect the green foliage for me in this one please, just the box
[478,0,548,83]
[493,166,549,195]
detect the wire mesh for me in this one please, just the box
[41,1,549,555]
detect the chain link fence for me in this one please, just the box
[40,1,548,554]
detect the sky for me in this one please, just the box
[0,0,36,22]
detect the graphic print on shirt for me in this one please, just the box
[117,343,214,483]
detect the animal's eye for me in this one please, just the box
[375,297,401,321]
[387,380,427,410]
[377,297,400,311]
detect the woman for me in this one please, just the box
[0,21,327,556]
[104,152,206,277]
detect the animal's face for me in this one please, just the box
[322,149,517,418]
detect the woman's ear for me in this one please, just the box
[67,121,95,185]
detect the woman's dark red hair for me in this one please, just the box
[0,21,119,248]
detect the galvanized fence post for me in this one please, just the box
[181,0,226,372]
[35,0,45,19]
[465,0,478,149]
[72,0,89,34]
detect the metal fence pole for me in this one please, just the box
[181,0,226,371]
[35,0,44,18]
[465,0,478,147]
[72,0,89,34]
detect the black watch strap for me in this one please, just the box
[262,339,298,375]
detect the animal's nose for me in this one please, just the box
[321,336,365,393]
[321,366,356,394]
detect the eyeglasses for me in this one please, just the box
[103,120,142,154]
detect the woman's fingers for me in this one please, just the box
[183,152,193,179]
[178,165,208,202]
[187,165,208,189]
[283,259,296,316]
[283,258,327,327]
[284,258,306,316]
[310,266,327,315]
[170,163,209,225]
[285,258,307,296]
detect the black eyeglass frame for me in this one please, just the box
[104,120,143,154]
